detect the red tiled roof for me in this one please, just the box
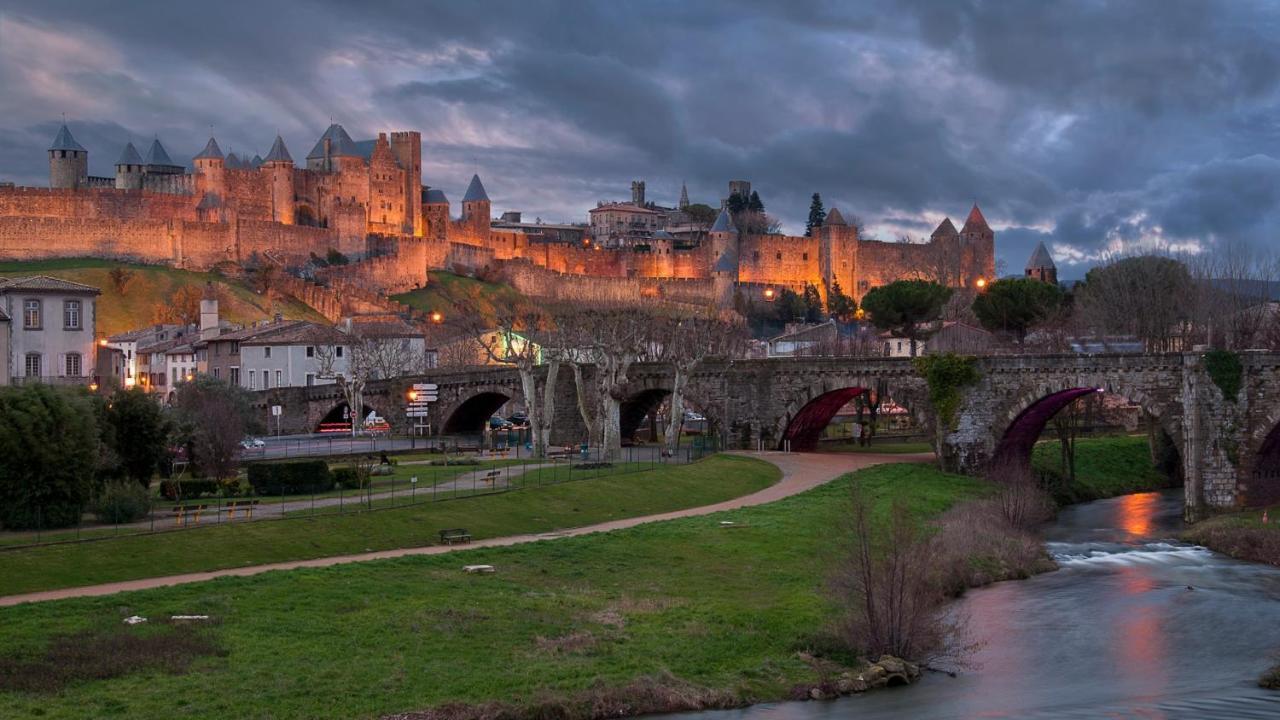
[0,275,101,294]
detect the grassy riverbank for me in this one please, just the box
[1032,435,1177,504]
[1181,505,1280,567]
[0,455,777,597]
[0,462,993,720]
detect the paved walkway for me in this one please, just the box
[0,451,930,607]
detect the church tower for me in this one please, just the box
[48,124,88,189]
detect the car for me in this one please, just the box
[489,415,514,430]
[682,410,706,422]
[507,412,529,426]
[240,437,265,449]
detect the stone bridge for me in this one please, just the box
[256,352,1280,518]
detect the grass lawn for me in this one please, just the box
[1181,503,1280,566]
[0,455,778,597]
[0,258,325,335]
[1032,434,1176,504]
[0,461,990,720]
[391,270,526,322]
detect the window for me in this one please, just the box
[229,367,240,385]
[172,367,179,385]
[305,373,315,386]
[231,342,240,355]
[753,251,760,261]
[65,353,81,377]
[262,371,270,390]
[264,346,272,359]
[25,353,41,378]
[63,300,81,330]
[802,253,809,261]
[275,370,283,387]
[336,346,344,358]
[249,370,256,390]
[306,346,315,358]
[213,367,221,379]
[23,299,40,329]
[775,252,782,261]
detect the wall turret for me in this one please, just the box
[48,124,88,189]
[262,135,295,224]
[709,206,739,307]
[193,137,226,198]
[461,174,491,236]
[114,142,145,190]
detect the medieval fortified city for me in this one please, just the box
[1,3,1279,719]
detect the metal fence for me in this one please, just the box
[0,439,718,551]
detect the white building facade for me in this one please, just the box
[0,276,100,385]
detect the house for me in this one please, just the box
[106,323,186,389]
[0,276,100,385]
[882,321,995,357]
[766,321,838,357]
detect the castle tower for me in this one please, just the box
[461,174,491,236]
[389,131,423,236]
[48,124,88,189]
[369,133,403,233]
[262,135,295,224]
[114,142,144,190]
[818,207,858,303]
[727,179,751,202]
[1025,241,1058,285]
[709,206,739,307]
[193,137,225,198]
[930,217,959,243]
[679,182,689,210]
[959,204,997,281]
[631,180,646,206]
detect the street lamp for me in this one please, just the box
[975,278,987,290]
[430,311,443,324]
[763,287,776,301]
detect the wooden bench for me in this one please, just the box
[439,528,472,545]
[171,504,209,527]
[479,469,503,485]
[546,446,572,460]
[225,499,260,520]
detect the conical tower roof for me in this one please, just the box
[1025,241,1056,271]
[462,174,489,202]
[145,138,175,166]
[264,135,293,163]
[194,137,223,160]
[679,181,689,208]
[116,142,143,166]
[825,207,846,226]
[710,206,737,233]
[931,217,959,239]
[961,204,990,234]
[306,123,360,159]
[49,124,85,152]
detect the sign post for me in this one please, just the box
[407,383,438,437]
[271,404,282,437]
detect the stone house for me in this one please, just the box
[0,276,100,385]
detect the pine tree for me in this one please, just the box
[828,278,858,323]
[748,190,764,212]
[802,283,824,323]
[726,192,747,214]
[805,193,826,237]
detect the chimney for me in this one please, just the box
[199,282,221,341]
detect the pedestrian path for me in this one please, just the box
[0,451,930,606]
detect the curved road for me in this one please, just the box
[0,451,929,607]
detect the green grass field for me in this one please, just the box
[1031,435,1176,504]
[391,270,526,322]
[820,440,933,455]
[0,258,325,335]
[0,455,778,596]
[0,461,989,720]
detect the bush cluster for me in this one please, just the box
[91,481,153,524]
[247,460,333,495]
[332,467,370,490]
[158,479,220,501]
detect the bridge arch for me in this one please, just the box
[991,378,1181,471]
[775,375,924,451]
[440,385,520,435]
[315,401,385,434]
[1243,411,1280,507]
[616,376,717,444]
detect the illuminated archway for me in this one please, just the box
[780,386,869,451]
[316,402,383,434]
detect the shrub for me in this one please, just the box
[247,460,333,495]
[426,458,479,466]
[0,384,98,530]
[573,462,615,470]
[158,479,220,501]
[332,467,370,489]
[91,481,153,524]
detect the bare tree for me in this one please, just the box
[316,326,424,437]
[469,306,562,459]
[651,309,747,455]
[1075,253,1195,352]
[558,307,656,461]
[1188,242,1280,349]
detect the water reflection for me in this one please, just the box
[666,489,1280,720]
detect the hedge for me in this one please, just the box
[247,460,334,495]
[332,467,370,490]
[158,479,221,501]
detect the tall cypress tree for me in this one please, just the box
[748,190,764,212]
[805,193,826,237]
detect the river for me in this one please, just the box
[680,489,1280,719]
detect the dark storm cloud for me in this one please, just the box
[3,0,1280,277]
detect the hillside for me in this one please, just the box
[0,258,326,337]
[391,270,527,323]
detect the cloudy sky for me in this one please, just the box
[2,1,1279,278]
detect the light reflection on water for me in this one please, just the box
[662,489,1280,720]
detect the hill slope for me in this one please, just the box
[0,258,326,336]
[391,270,526,323]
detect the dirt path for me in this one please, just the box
[0,451,929,607]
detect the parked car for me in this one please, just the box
[507,411,529,426]
[489,415,514,430]
[240,437,266,449]
[683,410,706,422]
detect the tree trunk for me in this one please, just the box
[518,367,543,459]
[539,361,560,458]
[570,363,598,449]
[664,367,690,455]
